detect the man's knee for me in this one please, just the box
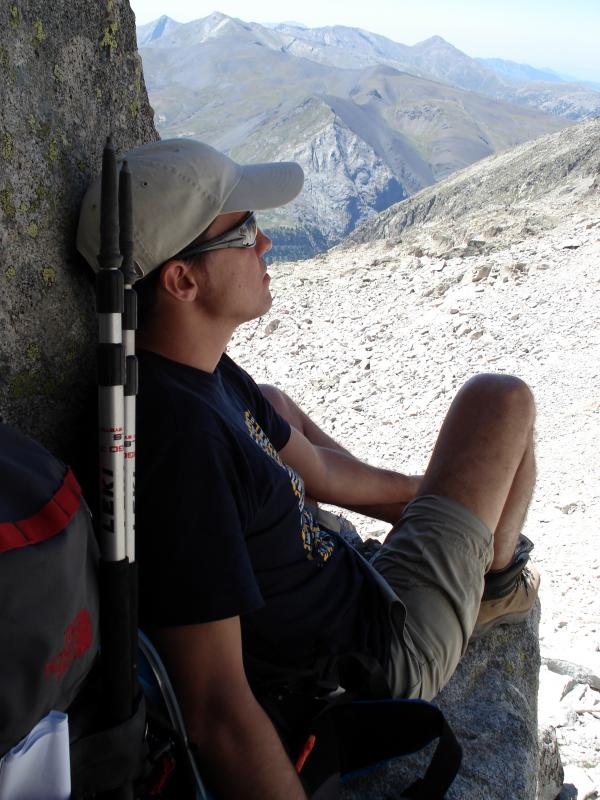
[459,373,535,428]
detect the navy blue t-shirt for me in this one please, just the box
[136,350,389,671]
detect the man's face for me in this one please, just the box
[193,211,274,326]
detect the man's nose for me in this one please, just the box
[256,229,272,255]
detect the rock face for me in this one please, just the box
[281,109,409,242]
[341,606,541,800]
[0,0,157,461]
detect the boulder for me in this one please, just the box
[538,725,564,800]
[0,0,157,463]
[342,603,543,799]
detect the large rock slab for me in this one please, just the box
[342,603,542,799]
[0,0,157,461]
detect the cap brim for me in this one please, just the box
[222,161,304,213]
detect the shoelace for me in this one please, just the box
[517,565,533,595]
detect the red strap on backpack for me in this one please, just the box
[0,467,81,554]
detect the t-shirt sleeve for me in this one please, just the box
[223,357,291,450]
[137,428,264,628]
[251,388,291,451]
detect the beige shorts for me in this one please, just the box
[370,494,494,701]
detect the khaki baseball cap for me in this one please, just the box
[76,138,304,277]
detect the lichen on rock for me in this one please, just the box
[1,131,14,160]
[0,0,157,460]
[32,19,45,46]
[9,5,20,28]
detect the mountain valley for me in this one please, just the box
[137,13,588,258]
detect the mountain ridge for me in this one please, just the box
[346,117,600,256]
[136,13,593,259]
[138,14,600,121]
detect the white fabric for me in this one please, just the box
[77,138,304,277]
[0,711,70,800]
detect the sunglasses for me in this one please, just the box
[176,212,258,259]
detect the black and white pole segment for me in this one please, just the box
[119,159,140,707]
[97,135,126,563]
[119,159,138,563]
[96,136,134,800]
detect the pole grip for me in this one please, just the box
[99,137,122,272]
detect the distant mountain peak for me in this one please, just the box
[417,35,451,46]
[268,20,307,29]
[136,14,181,45]
[202,10,236,28]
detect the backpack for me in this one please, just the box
[136,632,462,800]
[0,421,100,756]
[0,421,147,798]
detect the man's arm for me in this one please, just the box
[279,426,419,522]
[151,616,307,800]
[292,420,419,522]
[261,384,419,524]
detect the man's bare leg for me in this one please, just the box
[491,440,536,568]
[416,373,535,569]
[261,377,538,698]
[261,377,536,563]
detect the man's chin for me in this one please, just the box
[240,293,273,326]
[261,290,273,315]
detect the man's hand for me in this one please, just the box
[151,617,307,800]
[344,474,422,524]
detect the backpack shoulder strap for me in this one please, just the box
[294,695,461,799]
[331,698,461,799]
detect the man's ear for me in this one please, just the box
[160,259,200,302]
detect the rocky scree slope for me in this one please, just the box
[228,119,600,797]
[348,118,600,258]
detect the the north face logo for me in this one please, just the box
[44,608,94,679]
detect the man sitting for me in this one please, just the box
[77,138,539,800]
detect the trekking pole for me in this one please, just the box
[96,135,134,800]
[97,134,125,564]
[119,159,137,564]
[119,159,140,697]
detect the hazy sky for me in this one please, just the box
[129,0,600,82]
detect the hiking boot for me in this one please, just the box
[472,562,540,639]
